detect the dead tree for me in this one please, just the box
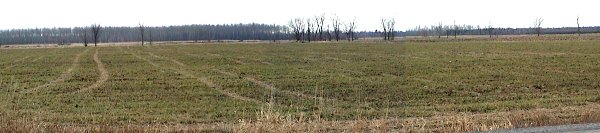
[380,18,396,41]
[533,18,544,36]
[138,23,145,46]
[453,20,458,39]
[288,18,305,42]
[82,29,89,47]
[91,24,102,47]
[315,14,325,41]
[386,18,395,40]
[435,22,443,38]
[148,27,153,45]
[345,19,357,41]
[381,18,388,40]
[577,16,581,36]
[332,16,342,41]
[306,19,312,42]
[487,25,494,38]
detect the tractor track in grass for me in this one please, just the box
[31,55,46,62]
[124,46,262,104]
[74,48,108,93]
[324,56,351,63]
[22,48,90,93]
[211,68,337,103]
[2,55,33,70]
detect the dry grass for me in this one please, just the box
[2,103,598,132]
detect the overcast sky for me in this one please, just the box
[0,0,598,31]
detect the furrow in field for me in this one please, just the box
[22,48,90,93]
[125,47,262,104]
[75,48,109,93]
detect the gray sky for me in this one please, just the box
[1,0,598,31]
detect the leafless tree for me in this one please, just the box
[487,25,494,38]
[148,27,153,45]
[288,18,305,42]
[345,19,357,41]
[380,18,396,40]
[315,14,325,41]
[91,24,102,47]
[138,23,145,46]
[453,20,458,39]
[81,29,89,47]
[434,22,443,38]
[386,18,395,40]
[533,18,544,36]
[381,18,388,40]
[577,16,581,36]
[332,16,342,41]
[306,19,312,42]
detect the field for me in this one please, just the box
[2,37,600,132]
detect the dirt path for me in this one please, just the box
[22,49,90,93]
[125,47,262,104]
[75,48,109,93]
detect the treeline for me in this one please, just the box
[0,23,288,45]
[405,24,600,37]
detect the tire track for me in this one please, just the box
[75,48,108,93]
[22,49,90,93]
[125,47,262,104]
[212,68,336,102]
[2,55,33,70]
[147,52,186,66]
[325,56,351,63]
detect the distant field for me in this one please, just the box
[2,39,600,132]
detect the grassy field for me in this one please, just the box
[2,38,600,132]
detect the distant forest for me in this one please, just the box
[1,23,600,45]
[0,24,288,45]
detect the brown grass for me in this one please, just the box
[2,103,599,132]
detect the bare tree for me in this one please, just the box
[434,22,443,38]
[81,29,89,47]
[386,18,395,40]
[487,21,494,38]
[345,19,357,41]
[381,18,388,40]
[91,24,102,47]
[577,16,581,36]
[288,18,305,42]
[332,16,342,41]
[138,23,145,46]
[315,14,325,41]
[453,20,458,39]
[380,18,395,41]
[306,19,312,42]
[533,18,544,36]
[148,27,153,45]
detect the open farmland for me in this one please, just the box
[2,39,600,132]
